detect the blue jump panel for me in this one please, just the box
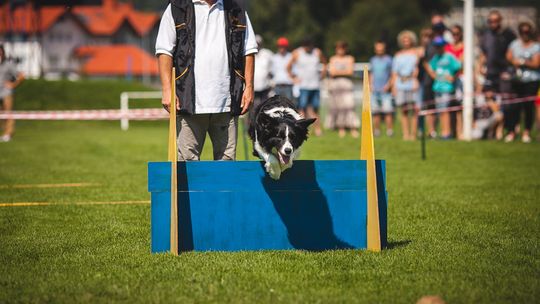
[148,160,387,252]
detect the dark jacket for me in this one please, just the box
[170,0,247,115]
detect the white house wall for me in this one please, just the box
[41,14,88,76]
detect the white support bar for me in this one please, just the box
[120,91,162,130]
[462,0,475,141]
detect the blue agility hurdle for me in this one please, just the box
[149,67,388,253]
[149,160,387,252]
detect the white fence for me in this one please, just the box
[120,91,163,130]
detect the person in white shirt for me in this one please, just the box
[287,38,326,136]
[253,35,273,109]
[155,0,257,161]
[271,37,294,101]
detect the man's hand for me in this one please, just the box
[162,91,181,113]
[241,85,254,115]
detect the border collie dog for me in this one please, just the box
[249,96,316,180]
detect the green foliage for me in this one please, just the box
[249,0,453,60]
[13,79,156,110]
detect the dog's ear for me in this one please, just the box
[295,118,316,129]
[258,114,273,128]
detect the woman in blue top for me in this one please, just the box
[391,30,420,141]
[505,22,540,143]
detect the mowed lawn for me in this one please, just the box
[0,119,538,303]
[0,80,539,303]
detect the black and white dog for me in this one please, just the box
[249,96,316,180]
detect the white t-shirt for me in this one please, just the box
[271,52,293,85]
[294,47,321,90]
[254,48,273,92]
[155,1,258,114]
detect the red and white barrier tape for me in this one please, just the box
[0,108,169,120]
[0,94,537,120]
[418,95,537,116]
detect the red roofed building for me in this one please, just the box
[74,44,159,77]
[0,0,160,80]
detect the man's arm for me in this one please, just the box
[155,4,178,113]
[241,54,255,115]
[287,51,298,82]
[158,54,179,113]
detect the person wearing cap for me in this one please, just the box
[271,37,294,101]
[426,36,462,139]
[253,35,274,109]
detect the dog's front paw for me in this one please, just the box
[265,157,282,180]
[281,160,293,172]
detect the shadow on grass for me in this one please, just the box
[386,240,411,249]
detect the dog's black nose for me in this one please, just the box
[284,148,292,155]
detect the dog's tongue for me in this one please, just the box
[279,153,291,165]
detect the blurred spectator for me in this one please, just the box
[0,44,24,143]
[288,38,326,136]
[426,36,461,139]
[479,10,516,140]
[253,35,274,109]
[446,25,464,139]
[472,94,504,139]
[392,30,420,140]
[326,41,359,138]
[445,25,464,61]
[369,40,394,137]
[431,13,454,45]
[271,37,294,101]
[417,28,437,137]
[505,21,540,143]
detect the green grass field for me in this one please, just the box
[1,80,539,303]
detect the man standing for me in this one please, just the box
[271,37,294,101]
[287,38,326,136]
[155,0,257,160]
[0,45,24,143]
[479,10,515,140]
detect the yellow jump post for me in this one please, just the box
[168,68,179,255]
[360,66,381,252]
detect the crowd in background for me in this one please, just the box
[254,10,540,143]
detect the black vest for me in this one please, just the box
[170,0,247,116]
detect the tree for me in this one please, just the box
[249,0,452,60]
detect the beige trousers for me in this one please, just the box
[177,112,238,161]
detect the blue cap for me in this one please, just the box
[432,36,446,47]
